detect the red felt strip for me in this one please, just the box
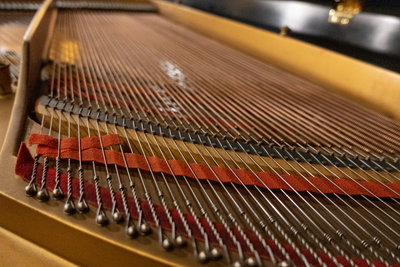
[29,134,400,200]
[125,153,150,170]
[15,142,395,267]
[29,133,58,149]
[81,136,100,150]
[29,133,121,151]
[102,134,121,148]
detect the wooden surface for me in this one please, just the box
[0,227,76,267]
[0,94,15,152]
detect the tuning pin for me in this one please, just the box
[139,222,151,235]
[126,225,138,238]
[25,183,37,197]
[162,237,174,251]
[112,210,123,223]
[64,197,76,215]
[198,251,209,263]
[52,186,64,200]
[76,198,89,214]
[276,261,293,267]
[36,188,49,202]
[126,221,138,238]
[159,227,173,251]
[175,235,187,248]
[111,203,123,223]
[232,261,243,267]
[96,206,109,226]
[170,222,183,249]
[246,257,258,267]
[137,211,151,235]
[211,247,222,260]
[124,214,138,238]
[96,214,108,226]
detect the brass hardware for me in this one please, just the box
[329,0,362,24]
[280,26,291,37]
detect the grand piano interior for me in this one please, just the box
[1,1,400,266]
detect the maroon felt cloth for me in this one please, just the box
[15,142,396,267]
